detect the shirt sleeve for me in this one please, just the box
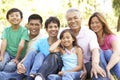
[107,34,118,45]
[89,31,100,51]
[1,29,7,40]
[21,27,29,41]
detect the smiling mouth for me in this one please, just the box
[31,30,38,33]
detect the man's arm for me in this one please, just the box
[92,48,100,66]
[91,48,106,78]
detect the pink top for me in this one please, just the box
[77,27,100,63]
[100,34,117,50]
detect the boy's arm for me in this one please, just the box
[14,40,25,63]
[0,39,7,61]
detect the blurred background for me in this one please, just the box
[0,0,120,35]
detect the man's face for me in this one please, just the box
[28,19,42,37]
[66,11,82,31]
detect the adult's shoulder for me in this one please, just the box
[36,37,48,43]
[81,26,94,33]
[80,26,96,37]
[106,34,117,38]
[105,34,118,41]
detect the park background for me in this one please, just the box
[0,0,120,37]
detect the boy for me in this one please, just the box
[0,8,29,72]
[0,13,44,80]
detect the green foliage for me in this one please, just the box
[0,0,117,30]
[112,0,120,31]
[112,0,120,16]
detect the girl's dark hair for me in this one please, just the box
[60,29,79,47]
[6,8,23,19]
[45,16,60,29]
[28,14,43,23]
[88,12,114,36]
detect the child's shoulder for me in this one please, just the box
[20,26,28,30]
[75,46,82,53]
[3,26,12,31]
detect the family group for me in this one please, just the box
[0,7,120,80]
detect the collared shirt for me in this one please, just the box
[77,26,100,63]
[26,33,45,53]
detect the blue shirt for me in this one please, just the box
[61,48,77,71]
[33,38,50,56]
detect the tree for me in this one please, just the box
[112,0,120,32]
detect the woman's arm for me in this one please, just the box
[106,39,120,70]
[49,40,61,52]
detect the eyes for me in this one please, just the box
[47,23,59,29]
[62,36,71,40]
[61,33,73,41]
[29,23,40,27]
[67,16,79,22]
[90,17,102,26]
[10,14,19,17]
[91,21,100,25]
[48,25,58,29]
[9,12,21,18]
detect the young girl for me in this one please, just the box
[88,12,120,80]
[47,29,83,80]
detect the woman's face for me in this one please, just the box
[90,16,103,33]
[61,31,74,48]
[46,22,59,38]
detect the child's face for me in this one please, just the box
[28,19,42,37]
[61,32,74,48]
[7,12,22,25]
[46,22,59,38]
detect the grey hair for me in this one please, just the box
[65,8,82,18]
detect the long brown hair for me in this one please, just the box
[60,29,79,47]
[88,12,114,36]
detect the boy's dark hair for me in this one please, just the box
[28,14,43,24]
[45,16,60,29]
[6,8,23,19]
